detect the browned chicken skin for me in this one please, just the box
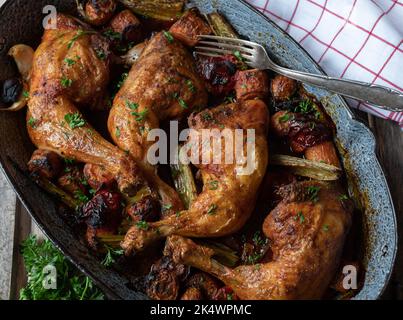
[166,181,352,300]
[121,99,269,255]
[108,31,208,212]
[27,14,144,196]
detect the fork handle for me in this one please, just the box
[271,65,403,112]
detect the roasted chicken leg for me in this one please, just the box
[121,99,269,255]
[27,14,144,195]
[166,181,352,300]
[108,31,208,212]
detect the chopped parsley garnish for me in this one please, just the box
[227,293,233,300]
[136,221,149,231]
[163,30,174,43]
[74,190,89,203]
[67,30,96,49]
[103,29,121,41]
[323,224,330,232]
[306,186,321,203]
[95,49,106,60]
[19,235,104,300]
[295,99,316,115]
[246,252,263,265]
[294,211,305,224]
[207,180,219,190]
[101,246,124,267]
[131,109,149,122]
[178,98,188,109]
[126,100,148,121]
[61,77,73,88]
[233,51,248,70]
[115,126,121,138]
[27,117,37,128]
[252,231,267,246]
[202,112,214,122]
[233,50,245,62]
[185,79,196,93]
[279,112,291,123]
[207,204,218,215]
[64,112,86,129]
[163,204,173,211]
[23,90,30,98]
[64,58,76,66]
[126,101,139,110]
[339,194,349,201]
[63,158,75,165]
[176,211,182,218]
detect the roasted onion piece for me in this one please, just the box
[118,0,185,22]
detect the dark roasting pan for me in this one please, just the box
[0,0,397,300]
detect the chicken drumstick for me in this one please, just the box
[121,99,269,255]
[27,14,145,196]
[166,181,352,300]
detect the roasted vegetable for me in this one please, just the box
[81,189,123,248]
[76,0,117,26]
[8,44,34,82]
[305,141,341,168]
[206,12,238,38]
[195,54,239,97]
[1,78,23,104]
[271,75,298,101]
[170,8,212,46]
[126,195,160,222]
[58,166,87,197]
[1,44,33,111]
[28,149,63,180]
[235,69,269,100]
[108,9,143,44]
[270,154,341,181]
[170,160,198,209]
[20,235,104,300]
[271,111,333,154]
[118,0,185,22]
[83,163,116,190]
[97,234,124,248]
[196,240,239,267]
[146,256,190,300]
[31,174,81,210]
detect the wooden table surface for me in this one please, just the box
[0,0,402,300]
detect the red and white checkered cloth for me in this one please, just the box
[247,0,403,128]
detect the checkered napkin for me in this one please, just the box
[247,0,403,128]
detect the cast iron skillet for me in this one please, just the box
[0,0,397,300]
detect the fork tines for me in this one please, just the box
[195,35,256,63]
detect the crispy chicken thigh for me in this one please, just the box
[108,31,208,211]
[27,14,144,195]
[121,99,269,255]
[166,181,352,300]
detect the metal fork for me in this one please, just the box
[196,35,403,112]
